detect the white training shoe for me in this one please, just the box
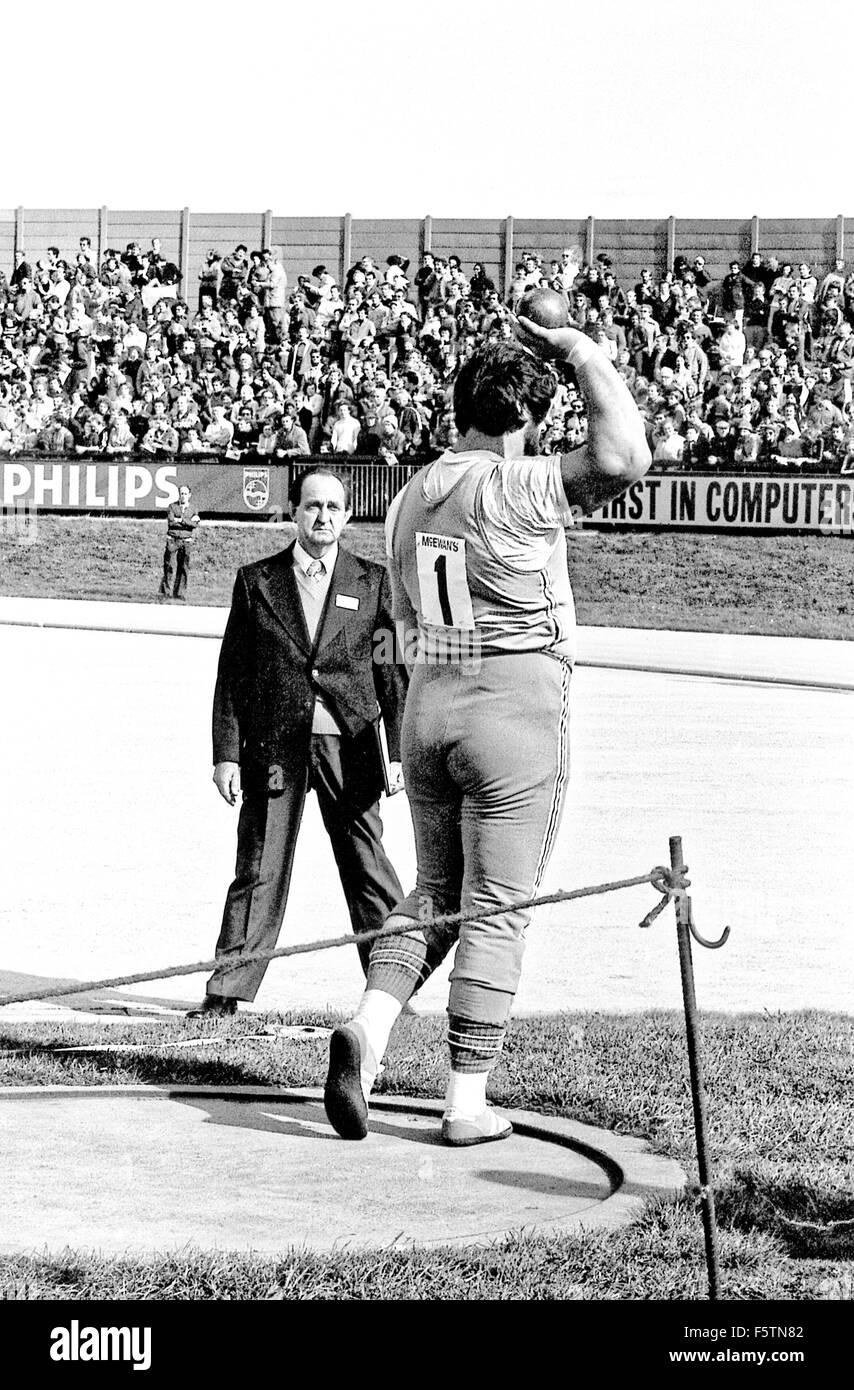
[441,1108,513,1147]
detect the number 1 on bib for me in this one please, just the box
[415,532,475,630]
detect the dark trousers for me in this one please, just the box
[160,536,192,599]
[208,734,404,1001]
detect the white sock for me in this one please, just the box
[444,1069,488,1118]
[349,989,402,1097]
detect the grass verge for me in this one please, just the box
[1,1007,852,1300]
[1,515,853,638]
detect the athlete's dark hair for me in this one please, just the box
[453,342,556,437]
[288,465,352,509]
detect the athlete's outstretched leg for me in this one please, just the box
[323,896,459,1140]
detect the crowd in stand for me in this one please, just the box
[2,232,854,473]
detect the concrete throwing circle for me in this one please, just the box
[0,1086,685,1254]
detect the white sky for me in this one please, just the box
[2,0,850,218]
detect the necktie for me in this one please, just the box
[306,559,324,583]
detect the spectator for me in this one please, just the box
[107,409,134,453]
[413,251,441,318]
[253,417,280,456]
[330,400,360,454]
[819,421,850,467]
[720,261,746,327]
[75,407,109,453]
[796,262,818,313]
[11,250,34,289]
[652,413,684,464]
[180,427,204,455]
[230,406,259,454]
[37,408,75,453]
[824,319,854,398]
[705,417,737,468]
[819,258,846,305]
[468,262,496,305]
[13,276,43,324]
[141,399,179,455]
[733,421,759,465]
[219,244,250,303]
[718,318,747,371]
[374,412,408,461]
[276,404,310,456]
[680,421,706,466]
[159,483,200,602]
[740,251,766,299]
[198,250,222,308]
[5,229,853,478]
[743,283,769,352]
[634,267,656,307]
[204,401,235,452]
[262,248,287,345]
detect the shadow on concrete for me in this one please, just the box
[477,1168,610,1201]
[173,1093,447,1146]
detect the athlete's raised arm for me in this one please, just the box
[517,316,651,514]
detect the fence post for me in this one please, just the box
[585,215,595,265]
[503,215,516,300]
[836,214,845,263]
[751,214,760,254]
[423,214,432,258]
[667,215,677,273]
[342,212,352,283]
[669,834,722,1301]
[14,207,23,262]
[263,209,273,252]
[98,206,108,264]
[180,207,190,297]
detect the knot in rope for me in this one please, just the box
[639,864,690,930]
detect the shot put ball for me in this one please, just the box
[518,286,570,329]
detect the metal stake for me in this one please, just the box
[670,834,722,1300]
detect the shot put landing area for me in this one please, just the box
[0,1086,685,1253]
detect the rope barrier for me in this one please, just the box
[0,864,689,1008]
[0,830,728,1302]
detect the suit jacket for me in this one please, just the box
[212,543,408,802]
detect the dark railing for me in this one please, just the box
[649,458,850,477]
[289,458,423,520]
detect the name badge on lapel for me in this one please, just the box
[335,594,359,610]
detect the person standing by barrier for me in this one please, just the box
[262,248,288,346]
[198,250,222,309]
[324,321,650,1147]
[721,261,746,328]
[159,484,200,602]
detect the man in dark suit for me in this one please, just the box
[187,466,409,1017]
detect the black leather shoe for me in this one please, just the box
[324,1026,368,1140]
[186,995,237,1019]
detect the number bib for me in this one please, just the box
[414,532,475,630]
